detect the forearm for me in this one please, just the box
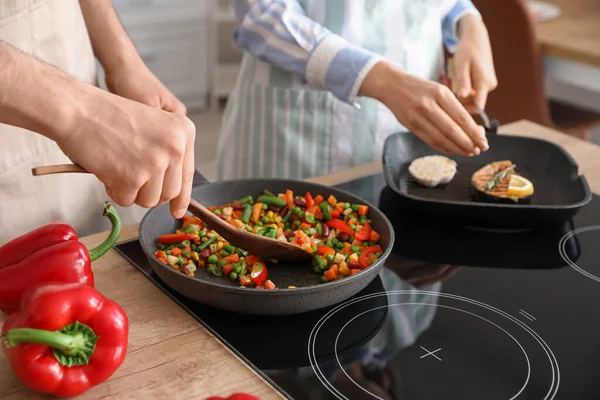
[0,41,85,143]
[78,0,140,73]
[234,0,381,106]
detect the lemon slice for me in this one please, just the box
[507,174,534,197]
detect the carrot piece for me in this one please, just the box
[222,264,234,275]
[239,275,252,286]
[358,205,369,216]
[225,253,240,264]
[251,203,263,223]
[299,223,312,231]
[246,255,259,267]
[343,243,352,254]
[158,258,167,264]
[350,268,360,275]
[233,210,243,219]
[370,230,381,242]
[285,190,295,208]
[197,258,206,267]
[264,280,276,290]
[324,265,340,281]
[170,247,182,256]
[155,250,166,259]
[307,205,319,215]
[339,264,350,276]
[327,195,337,206]
[313,195,324,206]
[182,216,203,229]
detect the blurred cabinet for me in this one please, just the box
[108,0,209,111]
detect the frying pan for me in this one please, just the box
[138,179,395,316]
[382,123,592,229]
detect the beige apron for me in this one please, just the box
[0,0,146,245]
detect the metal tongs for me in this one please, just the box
[474,103,491,131]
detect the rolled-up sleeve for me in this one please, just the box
[232,0,383,106]
[441,0,482,53]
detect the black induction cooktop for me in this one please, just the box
[115,173,600,400]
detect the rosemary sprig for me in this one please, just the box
[485,164,515,191]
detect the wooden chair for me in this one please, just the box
[471,0,600,140]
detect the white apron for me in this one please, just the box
[217,0,455,181]
[0,0,146,245]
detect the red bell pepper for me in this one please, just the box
[157,233,195,244]
[251,262,267,286]
[305,192,314,209]
[325,219,355,236]
[355,222,372,241]
[0,202,121,314]
[317,245,335,255]
[0,223,78,269]
[1,283,128,398]
[359,245,383,269]
[206,394,260,400]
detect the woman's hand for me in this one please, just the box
[451,14,498,109]
[104,57,187,116]
[361,61,488,156]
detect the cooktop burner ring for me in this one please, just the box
[559,225,600,283]
[308,290,560,400]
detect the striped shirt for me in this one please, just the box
[232,0,481,106]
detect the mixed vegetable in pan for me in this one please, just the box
[154,190,383,289]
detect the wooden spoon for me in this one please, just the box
[31,164,313,262]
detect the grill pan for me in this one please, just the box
[382,122,592,229]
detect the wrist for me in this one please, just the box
[457,13,484,39]
[99,37,142,76]
[359,60,407,105]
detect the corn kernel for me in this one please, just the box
[349,253,359,263]
[271,224,278,230]
[188,272,195,277]
[266,211,274,218]
[288,286,297,289]
[191,251,199,261]
[217,242,223,251]
[275,216,282,223]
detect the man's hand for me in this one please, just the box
[360,61,488,156]
[104,58,187,115]
[451,14,498,109]
[59,87,195,218]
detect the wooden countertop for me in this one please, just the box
[535,0,600,68]
[1,119,600,399]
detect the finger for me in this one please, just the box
[106,185,137,208]
[170,139,195,219]
[451,57,472,99]
[135,175,165,208]
[161,163,183,209]
[473,79,490,110]
[426,102,479,155]
[438,91,488,151]
[421,111,476,156]
[162,95,187,116]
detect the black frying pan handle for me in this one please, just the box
[485,119,499,136]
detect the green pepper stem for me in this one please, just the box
[3,322,98,367]
[89,201,122,262]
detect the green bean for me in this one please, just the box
[178,240,190,249]
[182,250,191,258]
[223,244,235,253]
[283,211,292,223]
[314,256,327,269]
[256,195,287,208]
[267,230,277,239]
[234,263,242,275]
[199,236,217,250]
[234,195,253,205]
[241,204,252,224]
[264,189,276,197]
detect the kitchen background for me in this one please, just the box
[100,0,600,182]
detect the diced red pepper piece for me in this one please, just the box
[330,207,341,219]
[222,264,234,275]
[157,233,195,244]
[251,262,267,286]
[239,275,252,286]
[305,192,314,209]
[358,205,369,216]
[370,230,381,242]
[264,280,276,290]
[317,246,335,255]
[325,220,355,236]
[355,222,372,241]
[155,250,166,259]
[350,268,361,275]
[359,245,383,269]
